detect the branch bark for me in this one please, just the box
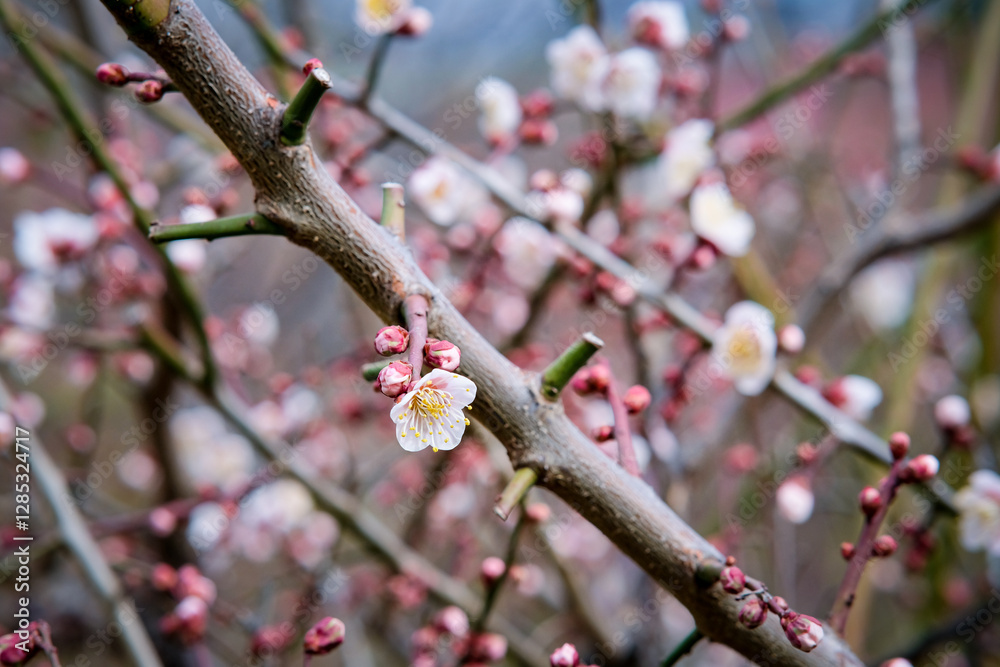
[98,2,864,664]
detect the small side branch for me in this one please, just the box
[606,373,641,477]
[149,213,287,243]
[381,182,406,241]
[403,294,429,377]
[494,468,538,521]
[540,332,604,400]
[280,66,332,145]
[661,628,705,667]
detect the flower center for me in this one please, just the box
[412,385,453,421]
[727,328,761,371]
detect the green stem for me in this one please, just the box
[540,332,604,400]
[361,34,393,108]
[149,212,287,243]
[381,182,406,240]
[469,514,527,638]
[361,360,391,382]
[493,468,538,521]
[660,628,705,667]
[280,67,331,145]
[718,0,938,132]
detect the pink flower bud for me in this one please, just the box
[781,612,824,652]
[525,502,551,523]
[840,542,855,560]
[151,563,178,591]
[872,535,898,557]
[481,556,506,585]
[549,642,580,667]
[424,339,461,371]
[374,325,410,356]
[0,633,32,665]
[303,617,345,655]
[690,243,717,270]
[778,324,805,354]
[135,80,165,103]
[433,606,469,637]
[935,395,971,429]
[396,6,433,36]
[468,633,508,662]
[739,597,768,629]
[162,596,210,644]
[520,118,559,145]
[0,148,30,184]
[904,454,940,482]
[723,15,750,41]
[521,89,555,118]
[592,425,614,442]
[96,62,129,86]
[770,596,789,613]
[859,486,883,518]
[302,58,323,75]
[888,431,910,460]
[378,361,413,397]
[719,565,745,594]
[252,625,292,656]
[623,385,652,414]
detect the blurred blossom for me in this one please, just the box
[476,77,522,145]
[248,399,288,441]
[602,48,661,120]
[490,291,530,335]
[560,168,593,199]
[239,302,280,347]
[6,274,55,329]
[586,209,620,245]
[689,182,755,256]
[827,375,883,421]
[971,374,1000,431]
[850,260,915,331]
[171,406,255,492]
[14,208,99,273]
[355,0,411,34]
[954,470,1000,555]
[934,394,971,429]
[546,25,608,111]
[287,511,338,568]
[166,239,208,273]
[776,476,815,524]
[628,1,689,50]
[409,157,485,226]
[280,383,322,429]
[711,301,777,395]
[179,203,216,225]
[494,217,557,290]
[187,502,228,551]
[118,450,161,491]
[431,482,477,520]
[526,186,584,224]
[658,119,715,203]
[0,147,30,183]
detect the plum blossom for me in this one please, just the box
[0,147,30,183]
[166,240,207,274]
[494,217,558,290]
[14,208,99,273]
[827,375,883,421]
[602,48,661,120]
[954,470,1000,554]
[6,274,55,329]
[850,260,915,331]
[689,182,755,256]
[935,394,971,429]
[391,369,477,452]
[776,476,815,524]
[546,25,608,111]
[628,1,689,50]
[170,406,255,492]
[409,157,485,226]
[658,119,715,202]
[711,301,777,395]
[476,77,522,145]
[355,0,411,34]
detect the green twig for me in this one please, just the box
[280,67,332,145]
[361,34,393,108]
[362,360,391,381]
[660,628,705,666]
[539,332,604,400]
[380,182,406,241]
[468,513,527,639]
[149,212,287,243]
[493,468,538,521]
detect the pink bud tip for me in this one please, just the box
[0,632,34,665]
[904,454,940,482]
[468,632,509,662]
[872,535,898,558]
[888,432,910,460]
[424,338,461,371]
[778,324,805,354]
[303,617,345,655]
[739,597,768,629]
[481,556,506,584]
[623,385,652,414]
[396,6,433,36]
[303,58,324,75]
[525,502,552,523]
[781,612,824,652]
[549,642,580,667]
[592,425,614,442]
[840,542,855,560]
[377,360,413,398]
[374,325,410,356]
[96,62,129,86]
[433,606,470,637]
[719,565,746,594]
[135,80,165,103]
[858,486,883,518]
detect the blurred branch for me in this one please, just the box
[661,628,705,666]
[360,34,393,108]
[0,382,162,667]
[882,0,922,172]
[149,212,288,243]
[717,0,938,133]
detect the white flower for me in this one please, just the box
[494,217,557,290]
[391,369,477,452]
[711,301,777,396]
[409,157,484,226]
[658,119,715,202]
[167,240,207,274]
[355,0,411,35]
[477,77,522,145]
[850,260,915,331]
[836,375,883,421]
[171,406,255,492]
[935,394,971,429]
[602,48,661,121]
[0,147,30,183]
[689,182,755,256]
[179,204,216,225]
[546,25,608,111]
[14,208,99,273]
[238,303,280,347]
[525,187,584,224]
[954,470,1000,555]
[6,274,55,329]
[776,476,814,524]
[628,1,689,50]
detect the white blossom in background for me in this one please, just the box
[171,406,255,492]
[525,186,584,224]
[546,25,608,111]
[935,394,971,429]
[954,470,1000,555]
[602,48,661,121]
[712,301,777,395]
[560,168,593,199]
[658,119,715,202]
[14,208,99,274]
[355,0,411,34]
[0,147,30,183]
[836,375,883,421]
[494,217,558,290]
[850,260,915,331]
[166,240,208,274]
[689,182,755,256]
[280,383,322,431]
[6,274,55,329]
[776,476,815,524]
[232,479,317,562]
[238,303,280,347]
[409,157,485,226]
[391,369,477,452]
[627,1,689,50]
[476,77,522,145]
[179,203,216,225]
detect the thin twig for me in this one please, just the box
[149,212,288,243]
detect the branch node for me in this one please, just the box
[280,67,331,146]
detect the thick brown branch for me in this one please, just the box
[99,2,863,663]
